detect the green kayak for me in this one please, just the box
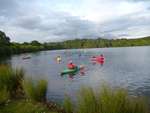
[61,67,80,75]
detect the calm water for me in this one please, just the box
[2,46,150,102]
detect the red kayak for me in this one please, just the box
[91,56,105,64]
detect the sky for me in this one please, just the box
[0,0,150,42]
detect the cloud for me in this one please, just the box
[99,9,150,38]
[0,0,19,17]
[1,11,99,42]
[0,0,150,42]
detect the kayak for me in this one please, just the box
[91,56,104,61]
[22,56,31,60]
[61,66,80,75]
[91,56,105,64]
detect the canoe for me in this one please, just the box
[91,56,104,62]
[61,67,80,75]
[22,56,31,60]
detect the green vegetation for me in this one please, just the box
[0,31,11,56]
[11,42,44,54]
[1,30,150,57]
[0,65,59,113]
[0,65,24,102]
[0,88,9,105]
[63,97,73,113]
[44,37,150,49]
[0,100,57,113]
[23,79,47,102]
[63,86,149,113]
[0,31,45,56]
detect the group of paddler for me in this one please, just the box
[56,53,105,76]
[91,54,105,66]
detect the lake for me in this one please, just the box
[1,46,150,102]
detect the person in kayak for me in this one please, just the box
[67,60,76,69]
[92,57,96,65]
[79,65,85,75]
[99,54,105,66]
[56,56,61,63]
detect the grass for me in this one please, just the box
[78,87,97,113]
[0,87,9,105]
[63,86,149,113]
[0,100,57,113]
[23,79,48,102]
[0,65,59,113]
[0,65,24,104]
[63,96,73,113]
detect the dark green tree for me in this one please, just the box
[31,40,41,46]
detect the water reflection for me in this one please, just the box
[0,56,11,66]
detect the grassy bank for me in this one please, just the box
[0,65,149,113]
[0,100,57,113]
[63,86,149,113]
[0,65,61,113]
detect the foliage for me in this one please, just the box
[10,42,44,54]
[64,86,149,113]
[63,96,73,113]
[40,37,150,50]
[0,65,58,113]
[1,30,150,57]
[77,87,98,113]
[31,40,41,46]
[0,31,11,56]
[0,100,57,113]
[23,79,48,102]
[0,65,24,98]
[0,30,45,56]
[0,87,10,105]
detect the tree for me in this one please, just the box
[0,31,10,45]
[30,40,41,46]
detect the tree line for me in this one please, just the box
[40,36,150,50]
[0,30,150,56]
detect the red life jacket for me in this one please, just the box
[67,63,76,69]
[96,56,104,64]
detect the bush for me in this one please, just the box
[23,79,48,102]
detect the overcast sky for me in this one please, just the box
[0,0,150,42]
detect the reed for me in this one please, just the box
[63,86,149,113]
[23,79,48,102]
[77,87,98,113]
[0,87,9,105]
[0,65,24,103]
[0,100,57,113]
[63,96,73,113]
